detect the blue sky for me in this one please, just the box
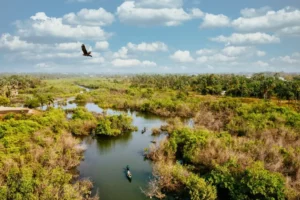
[0,0,300,74]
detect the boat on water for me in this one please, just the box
[126,165,132,179]
[141,127,146,134]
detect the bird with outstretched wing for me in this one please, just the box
[81,44,92,57]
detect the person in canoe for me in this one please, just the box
[126,165,132,179]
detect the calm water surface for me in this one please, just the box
[42,94,168,200]
[79,109,167,200]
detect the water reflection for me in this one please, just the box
[37,85,191,200]
[94,132,133,154]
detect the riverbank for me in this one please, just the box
[0,107,36,115]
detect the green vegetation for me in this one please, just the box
[67,107,137,137]
[95,115,137,136]
[130,73,300,101]
[144,99,300,199]
[0,96,10,106]
[0,109,98,200]
[1,73,299,200]
[68,107,97,136]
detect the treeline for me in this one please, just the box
[131,73,300,101]
[0,75,42,98]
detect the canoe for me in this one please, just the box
[127,170,132,179]
[126,165,132,179]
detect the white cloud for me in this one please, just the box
[240,6,271,18]
[292,52,300,57]
[208,54,235,62]
[134,0,183,8]
[197,56,208,63]
[111,58,156,67]
[222,46,249,56]
[189,8,204,18]
[201,13,231,28]
[55,42,82,51]
[142,60,157,66]
[211,32,280,45]
[127,42,168,52]
[83,57,105,64]
[0,33,35,50]
[63,8,114,26]
[271,55,300,64]
[113,47,129,58]
[95,41,109,50]
[16,12,110,40]
[116,1,203,26]
[254,61,269,67]
[278,26,300,36]
[196,49,216,56]
[23,52,80,60]
[232,7,300,31]
[35,62,53,69]
[170,50,194,62]
[197,54,236,64]
[256,50,266,57]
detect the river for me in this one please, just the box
[41,86,170,200]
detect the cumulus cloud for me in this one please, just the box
[95,41,109,50]
[271,53,300,64]
[111,58,157,67]
[113,47,129,58]
[277,26,300,36]
[23,52,80,60]
[197,54,236,63]
[83,57,105,64]
[35,62,54,69]
[170,50,194,62]
[63,8,114,26]
[254,61,269,67]
[256,50,266,57]
[232,7,300,31]
[55,42,82,51]
[240,6,271,18]
[134,0,183,8]
[222,46,249,56]
[0,35,85,54]
[211,32,280,45]
[16,12,110,40]
[127,42,168,52]
[196,49,216,56]
[116,1,203,26]
[0,33,35,50]
[201,13,231,28]
[189,8,204,18]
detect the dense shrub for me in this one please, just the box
[95,114,137,136]
[24,97,40,108]
[0,96,10,106]
[0,109,97,200]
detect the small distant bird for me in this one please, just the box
[81,44,92,57]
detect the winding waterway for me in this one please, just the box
[41,86,170,200]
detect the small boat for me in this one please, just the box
[126,165,132,179]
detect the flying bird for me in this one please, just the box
[81,44,92,57]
